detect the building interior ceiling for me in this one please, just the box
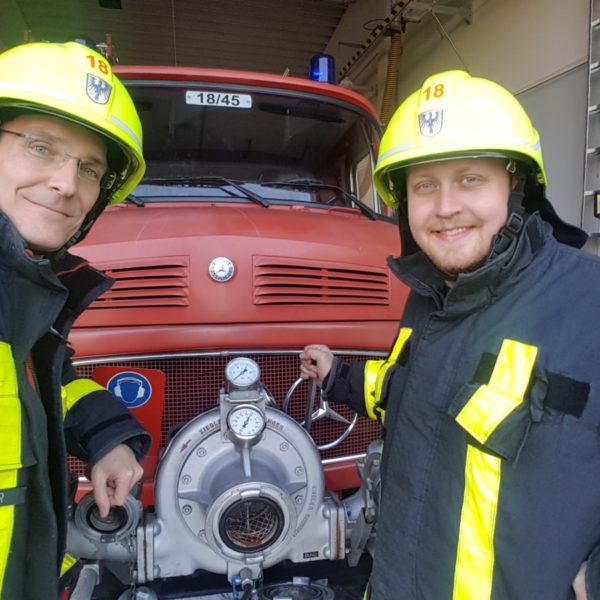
[2,0,473,80]
[4,0,359,77]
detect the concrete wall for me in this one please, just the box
[328,0,592,230]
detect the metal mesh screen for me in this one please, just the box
[71,352,381,477]
[221,497,283,551]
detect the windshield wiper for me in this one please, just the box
[140,176,270,207]
[261,178,377,221]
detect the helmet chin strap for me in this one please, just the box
[487,193,527,261]
[486,157,531,264]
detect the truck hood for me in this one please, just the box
[73,202,406,328]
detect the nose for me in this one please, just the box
[47,157,79,197]
[434,184,462,218]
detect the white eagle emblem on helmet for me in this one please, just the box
[418,109,443,137]
[86,74,112,105]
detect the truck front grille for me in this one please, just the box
[71,352,381,478]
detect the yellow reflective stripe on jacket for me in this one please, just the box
[61,378,106,419]
[0,342,21,593]
[60,552,78,577]
[363,328,412,421]
[453,445,502,600]
[453,339,537,600]
[0,469,18,595]
[455,339,537,445]
[363,360,383,420]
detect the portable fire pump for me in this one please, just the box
[67,357,382,599]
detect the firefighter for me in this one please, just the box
[301,70,600,599]
[0,42,150,598]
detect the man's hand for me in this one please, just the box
[300,344,334,386]
[573,561,588,600]
[91,443,144,518]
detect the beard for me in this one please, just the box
[427,243,492,278]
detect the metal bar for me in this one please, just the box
[304,378,317,433]
[72,348,387,366]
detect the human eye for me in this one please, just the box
[414,180,435,193]
[461,174,482,186]
[26,137,53,158]
[78,162,101,182]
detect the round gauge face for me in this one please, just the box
[225,357,261,388]
[227,405,266,439]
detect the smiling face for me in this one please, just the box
[406,157,513,277]
[0,113,107,254]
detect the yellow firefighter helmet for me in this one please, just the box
[373,70,546,208]
[0,41,145,205]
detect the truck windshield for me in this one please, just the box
[127,83,383,214]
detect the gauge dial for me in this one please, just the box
[227,405,266,439]
[225,357,261,389]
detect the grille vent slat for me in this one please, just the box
[90,257,190,309]
[255,275,388,290]
[254,256,390,306]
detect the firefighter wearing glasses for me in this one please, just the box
[301,70,600,599]
[0,42,150,599]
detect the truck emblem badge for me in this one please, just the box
[86,74,112,104]
[209,257,235,282]
[107,371,152,408]
[419,109,443,137]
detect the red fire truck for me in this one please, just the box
[66,64,408,599]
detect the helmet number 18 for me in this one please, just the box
[85,54,109,75]
[423,84,445,100]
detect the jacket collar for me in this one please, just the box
[0,207,93,269]
[388,212,551,313]
[0,210,67,290]
[0,210,110,316]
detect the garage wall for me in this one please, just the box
[325,0,391,108]
[328,0,591,230]
[518,65,587,227]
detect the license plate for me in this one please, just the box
[186,91,252,108]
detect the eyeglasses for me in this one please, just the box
[0,128,117,190]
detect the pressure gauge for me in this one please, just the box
[225,357,261,389]
[227,404,266,440]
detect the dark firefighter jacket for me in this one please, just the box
[324,212,600,600]
[0,212,151,600]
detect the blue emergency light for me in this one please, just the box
[309,54,336,84]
